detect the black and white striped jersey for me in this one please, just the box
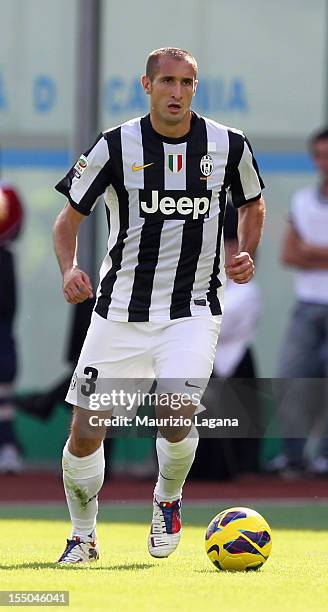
[55,112,264,322]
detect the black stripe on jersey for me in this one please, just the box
[206,130,244,314]
[206,190,225,315]
[95,127,129,319]
[127,117,165,321]
[170,117,208,319]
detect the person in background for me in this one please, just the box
[0,182,24,473]
[274,128,328,477]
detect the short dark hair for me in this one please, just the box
[146,47,198,81]
[309,127,328,149]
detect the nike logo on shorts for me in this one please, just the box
[185,380,201,389]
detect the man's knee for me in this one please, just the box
[157,412,194,442]
[68,406,107,457]
[158,425,192,443]
[155,398,196,442]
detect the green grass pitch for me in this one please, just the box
[1,503,328,611]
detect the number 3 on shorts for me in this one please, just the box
[81,366,99,397]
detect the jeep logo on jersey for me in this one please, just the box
[200,155,214,177]
[139,190,211,220]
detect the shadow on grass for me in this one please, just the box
[1,562,156,571]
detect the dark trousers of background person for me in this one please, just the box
[0,246,20,454]
[276,301,328,468]
[0,323,18,447]
[190,348,261,481]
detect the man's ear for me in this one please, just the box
[193,79,198,96]
[141,74,151,95]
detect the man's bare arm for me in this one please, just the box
[281,223,328,270]
[225,196,266,283]
[53,202,93,304]
[237,196,266,257]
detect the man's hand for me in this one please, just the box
[53,203,93,303]
[225,251,254,284]
[63,267,93,304]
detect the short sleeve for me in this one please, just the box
[230,133,265,208]
[55,134,111,216]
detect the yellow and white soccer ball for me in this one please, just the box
[205,506,272,571]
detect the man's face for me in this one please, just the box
[312,139,328,177]
[142,57,197,125]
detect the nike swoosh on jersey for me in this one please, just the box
[185,380,201,389]
[132,162,155,172]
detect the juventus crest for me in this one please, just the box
[200,154,214,177]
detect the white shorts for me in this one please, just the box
[66,311,221,413]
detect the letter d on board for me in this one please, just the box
[34,75,56,112]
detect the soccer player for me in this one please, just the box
[53,48,265,563]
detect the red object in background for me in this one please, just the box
[0,185,24,245]
[0,473,327,503]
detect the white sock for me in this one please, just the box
[62,440,105,540]
[154,424,199,502]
